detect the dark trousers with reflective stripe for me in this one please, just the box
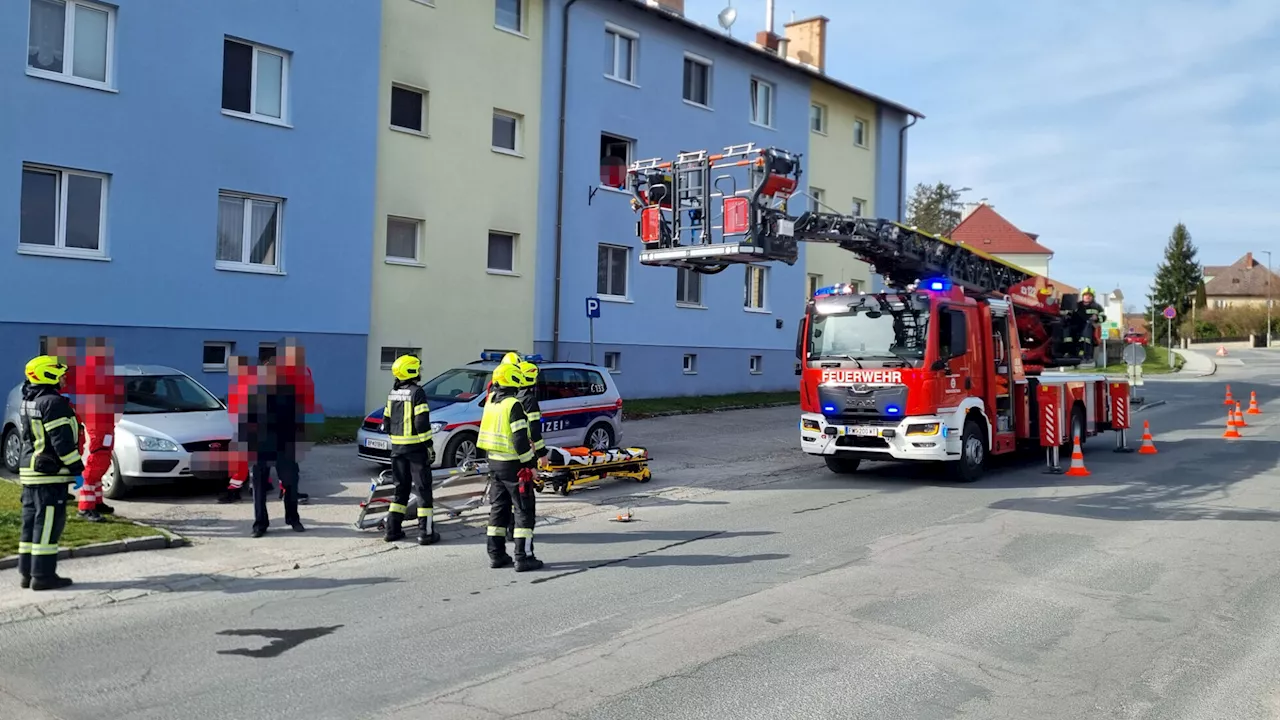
[252,458,300,533]
[390,450,434,532]
[486,461,535,561]
[18,483,70,580]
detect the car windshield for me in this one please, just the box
[422,368,492,402]
[809,298,930,367]
[125,375,224,413]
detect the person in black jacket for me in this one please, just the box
[242,361,306,538]
[17,356,84,591]
[380,355,439,545]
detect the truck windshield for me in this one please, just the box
[808,306,930,366]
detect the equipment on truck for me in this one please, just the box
[625,144,1130,481]
[534,446,652,496]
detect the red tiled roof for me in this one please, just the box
[1049,278,1078,296]
[1203,252,1280,297]
[951,204,1053,255]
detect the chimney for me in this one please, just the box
[755,0,781,53]
[1246,251,1254,267]
[783,16,829,71]
[645,0,683,14]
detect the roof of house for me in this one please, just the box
[1203,252,1280,297]
[623,0,924,118]
[1049,278,1078,297]
[949,204,1054,255]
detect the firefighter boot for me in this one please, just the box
[488,535,513,569]
[31,576,73,591]
[383,512,406,542]
[417,516,440,546]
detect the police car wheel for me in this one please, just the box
[1,427,19,474]
[444,433,481,468]
[586,423,614,450]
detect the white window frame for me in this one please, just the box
[202,342,234,372]
[495,0,525,36]
[599,132,634,192]
[216,191,284,274]
[18,163,110,260]
[851,198,866,217]
[597,243,631,300]
[389,83,428,136]
[605,23,639,86]
[749,355,763,375]
[853,117,869,148]
[221,37,291,127]
[682,52,712,109]
[603,351,621,374]
[810,103,827,134]
[385,215,423,266]
[26,0,117,92]
[682,353,698,375]
[487,230,518,275]
[809,186,825,213]
[676,267,704,308]
[750,77,774,128]
[380,346,422,371]
[744,264,769,312]
[807,273,823,299]
[492,109,523,156]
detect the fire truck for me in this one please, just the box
[624,144,1131,481]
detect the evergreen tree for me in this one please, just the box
[1194,279,1207,309]
[1146,223,1203,344]
[905,182,964,236]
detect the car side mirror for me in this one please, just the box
[931,359,949,372]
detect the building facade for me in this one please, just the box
[1204,253,1280,308]
[363,0,545,410]
[536,0,847,398]
[0,0,381,415]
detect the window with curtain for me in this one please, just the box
[217,192,282,271]
[27,0,113,87]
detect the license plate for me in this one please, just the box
[364,438,389,450]
[849,426,879,437]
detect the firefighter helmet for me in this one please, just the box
[25,355,68,386]
[515,361,539,388]
[391,354,421,381]
[493,363,522,388]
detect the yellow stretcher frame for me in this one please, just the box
[534,447,653,496]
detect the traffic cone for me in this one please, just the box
[1236,403,1249,427]
[1217,345,1229,357]
[1063,436,1090,477]
[1137,420,1158,455]
[1247,391,1262,415]
[1224,384,1235,405]
[1224,409,1242,439]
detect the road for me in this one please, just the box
[4,351,1280,719]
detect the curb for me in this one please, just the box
[0,522,188,571]
[1172,349,1217,378]
[1136,400,1167,412]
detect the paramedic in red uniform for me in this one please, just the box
[218,356,256,504]
[276,340,319,504]
[74,338,122,522]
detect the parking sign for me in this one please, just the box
[586,297,601,319]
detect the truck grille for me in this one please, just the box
[835,436,890,449]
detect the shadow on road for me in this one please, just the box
[68,573,398,594]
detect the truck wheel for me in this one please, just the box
[824,456,861,474]
[949,419,985,483]
[1062,406,1086,450]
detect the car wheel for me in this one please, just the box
[824,456,861,474]
[1,426,20,474]
[585,423,614,450]
[103,454,129,500]
[948,418,986,483]
[444,432,482,468]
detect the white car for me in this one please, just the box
[2,365,234,499]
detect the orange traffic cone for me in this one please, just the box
[1224,409,1242,439]
[1063,436,1090,476]
[1247,391,1262,415]
[1217,345,1229,357]
[1137,420,1158,455]
[1224,384,1235,405]
[1236,403,1249,427]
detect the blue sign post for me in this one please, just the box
[586,297,601,365]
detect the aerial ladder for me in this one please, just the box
[625,143,1089,371]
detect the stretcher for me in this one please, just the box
[353,459,492,531]
[534,446,652,496]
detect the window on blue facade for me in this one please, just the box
[745,265,768,310]
[605,24,638,84]
[676,268,702,307]
[222,37,289,123]
[217,191,282,272]
[600,133,632,188]
[27,0,114,88]
[19,163,107,258]
[683,53,711,107]
[597,244,630,298]
[750,77,774,127]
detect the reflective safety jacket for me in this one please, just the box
[477,391,534,465]
[18,383,85,485]
[516,388,547,457]
[381,379,434,456]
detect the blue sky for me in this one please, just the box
[682,0,1280,310]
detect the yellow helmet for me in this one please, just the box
[493,363,522,388]
[1081,286,1094,296]
[25,355,68,386]
[502,352,521,366]
[391,354,421,381]
[515,361,539,388]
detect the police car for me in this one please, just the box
[356,354,624,468]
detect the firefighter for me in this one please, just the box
[380,355,439,545]
[484,351,523,403]
[478,363,543,572]
[515,361,548,460]
[17,356,84,591]
[75,337,121,522]
[1075,287,1107,360]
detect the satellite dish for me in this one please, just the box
[718,3,737,32]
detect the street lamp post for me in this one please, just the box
[1265,250,1273,348]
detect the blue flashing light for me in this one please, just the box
[822,404,838,415]
[924,277,951,292]
[814,283,858,298]
[885,405,901,414]
[523,353,544,363]
[479,351,544,363]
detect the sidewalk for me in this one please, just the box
[1172,348,1218,377]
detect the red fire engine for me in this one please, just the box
[625,144,1130,481]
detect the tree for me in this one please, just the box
[1194,280,1207,310]
[1146,223,1203,345]
[905,182,964,236]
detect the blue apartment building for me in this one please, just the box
[0,0,381,415]
[534,0,815,398]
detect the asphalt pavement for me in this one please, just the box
[4,350,1280,719]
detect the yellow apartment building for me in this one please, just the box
[365,0,544,408]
